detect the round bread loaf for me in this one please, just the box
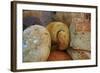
[70,13,91,51]
[48,50,72,61]
[47,22,69,50]
[23,25,51,62]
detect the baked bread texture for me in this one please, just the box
[70,13,91,51]
[47,22,70,50]
[23,25,51,62]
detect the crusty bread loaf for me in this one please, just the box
[23,25,51,62]
[70,13,91,51]
[47,22,69,50]
[67,48,91,60]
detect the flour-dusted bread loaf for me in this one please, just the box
[67,48,91,60]
[70,13,91,51]
[47,22,69,50]
[23,25,51,62]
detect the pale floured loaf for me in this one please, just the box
[70,13,91,51]
[23,25,51,62]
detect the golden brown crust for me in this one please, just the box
[47,22,69,50]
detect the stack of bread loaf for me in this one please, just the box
[46,22,72,61]
[23,11,91,62]
[68,13,91,60]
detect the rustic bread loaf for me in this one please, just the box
[70,13,91,51]
[23,25,51,62]
[47,22,69,50]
